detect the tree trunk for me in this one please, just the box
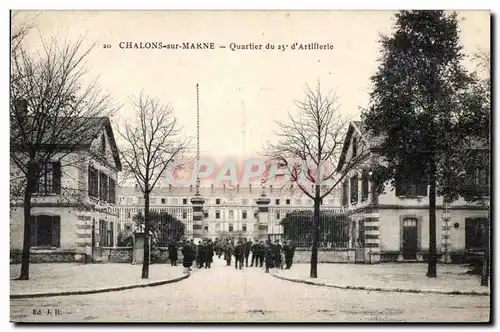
[310,185,321,278]
[19,183,32,280]
[142,191,150,279]
[427,170,437,278]
[481,220,490,286]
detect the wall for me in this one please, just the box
[10,249,76,264]
[101,247,133,263]
[378,207,489,254]
[10,206,78,251]
[292,248,355,263]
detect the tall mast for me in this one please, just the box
[196,83,200,195]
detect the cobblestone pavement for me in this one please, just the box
[10,257,490,323]
[272,263,489,294]
[10,263,183,295]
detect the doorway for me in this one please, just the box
[402,218,418,260]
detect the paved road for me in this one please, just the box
[10,257,490,322]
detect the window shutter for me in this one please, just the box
[52,216,61,247]
[88,166,92,196]
[53,162,61,194]
[30,216,37,247]
[28,162,39,193]
[417,184,428,196]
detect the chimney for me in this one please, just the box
[15,99,28,117]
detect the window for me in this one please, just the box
[30,215,60,247]
[242,210,247,219]
[286,199,291,205]
[182,211,187,219]
[99,172,109,202]
[276,212,281,220]
[350,175,358,204]
[183,198,188,205]
[109,178,116,204]
[328,199,335,205]
[215,223,221,231]
[275,199,280,205]
[403,218,417,227]
[361,170,369,201]
[150,197,156,204]
[295,199,301,205]
[125,224,132,231]
[215,211,221,219]
[216,198,221,205]
[171,198,178,205]
[467,168,489,195]
[127,211,131,218]
[204,225,209,232]
[358,220,365,247]
[35,162,61,195]
[395,171,427,197]
[204,211,209,219]
[138,197,144,205]
[229,224,234,232]
[101,134,106,155]
[228,210,234,220]
[99,220,108,247]
[465,218,489,250]
[242,198,249,205]
[254,212,258,219]
[108,221,114,247]
[161,198,166,204]
[352,137,358,157]
[242,224,247,232]
[88,166,99,198]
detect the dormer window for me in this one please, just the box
[352,137,358,157]
[101,134,106,155]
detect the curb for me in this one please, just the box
[271,273,490,296]
[10,273,190,299]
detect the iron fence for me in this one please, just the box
[117,206,193,245]
[277,208,356,248]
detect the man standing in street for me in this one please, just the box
[205,239,214,268]
[234,239,244,270]
[197,240,206,268]
[243,239,252,267]
[224,239,233,266]
[264,239,273,273]
[284,240,295,269]
[250,240,258,267]
[257,240,265,267]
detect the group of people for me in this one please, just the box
[168,237,296,274]
[215,238,296,273]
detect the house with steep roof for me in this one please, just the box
[336,121,489,263]
[10,117,122,263]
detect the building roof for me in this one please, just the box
[116,184,317,198]
[335,120,489,173]
[11,116,122,171]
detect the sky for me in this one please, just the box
[13,10,490,175]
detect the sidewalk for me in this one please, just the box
[10,263,188,298]
[271,263,490,296]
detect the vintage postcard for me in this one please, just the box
[9,10,491,323]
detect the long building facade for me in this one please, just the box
[115,184,343,243]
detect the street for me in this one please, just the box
[10,257,490,323]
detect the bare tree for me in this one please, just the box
[10,11,36,58]
[10,35,117,280]
[118,94,191,279]
[263,82,369,278]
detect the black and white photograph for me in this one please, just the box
[8,8,491,323]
